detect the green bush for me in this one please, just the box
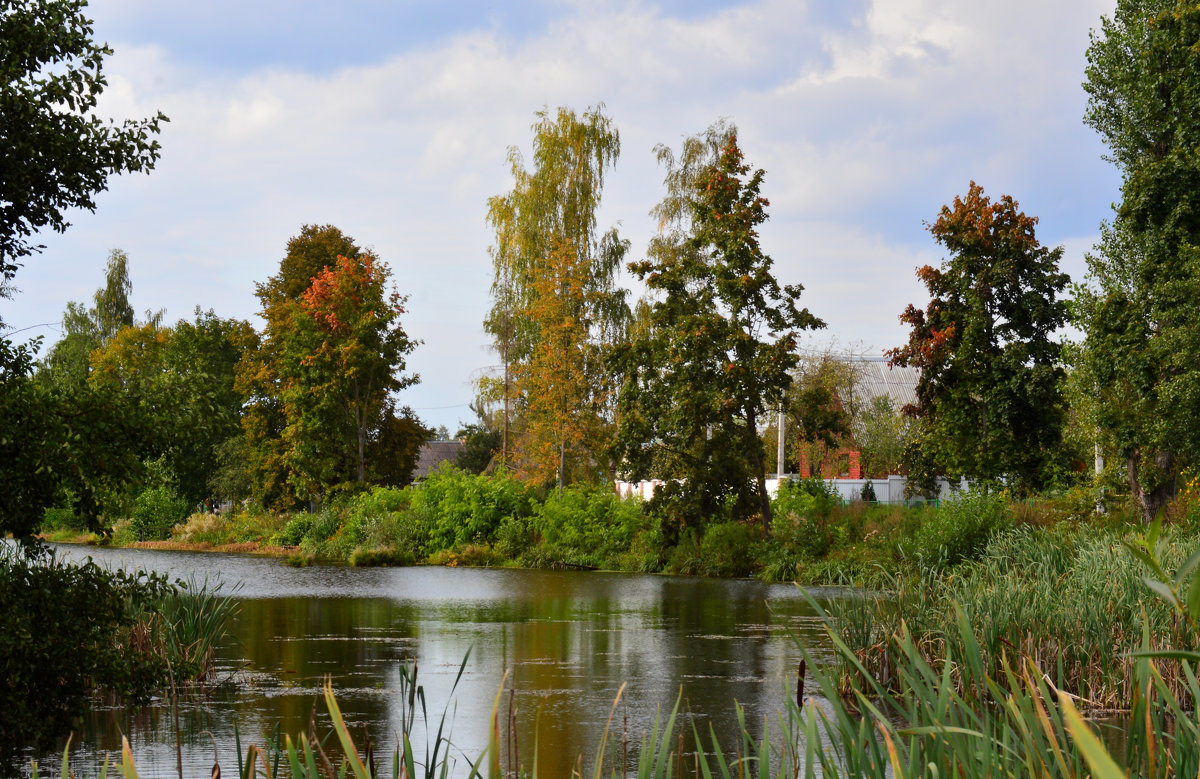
[0,547,171,752]
[533,487,644,567]
[755,542,798,583]
[772,477,838,520]
[130,484,191,540]
[277,513,317,547]
[618,525,667,573]
[345,486,412,520]
[495,514,536,560]
[907,488,1013,568]
[40,505,85,533]
[699,521,759,577]
[414,466,535,550]
[358,510,430,561]
[772,511,832,560]
[665,528,704,576]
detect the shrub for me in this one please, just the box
[665,529,704,576]
[772,477,839,519]
[617,525,667,573]
[755,542,798,583]
[699,521,759,577]
[171,512,228,545]
[414,466,535,550]
[130,484,191,541]
[277,513,315,546]
[533,487,644,568]
[359,511,431,560]
[907,488,1013,568]
[0,547,171,752]
[40,506,85,533]
[344,486,412,521]
[771,511,832,560]
[495,514,536,560]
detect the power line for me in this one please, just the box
[2,321,59,336]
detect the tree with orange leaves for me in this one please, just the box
[238,226,422,507]
[290,253,418,490]
[889,182,1068,495]
[511,238,603,488]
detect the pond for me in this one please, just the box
[40,544,849,778]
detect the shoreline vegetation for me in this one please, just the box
[38,467,1200,711]
[38,465,1179,584]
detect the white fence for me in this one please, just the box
[614,475,967,505]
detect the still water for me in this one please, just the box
[45,544,847,778]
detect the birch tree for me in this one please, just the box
[483,105,629,481]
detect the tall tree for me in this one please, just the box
[239,227,420,506]
[888,182,1068,494]
[238,225,361,508]
[513,238,598,487]
[38,248,143,390]
[287,253,418,490]
[483,105,630,477]
[614,123,823,535]
[1074,0,1200,521]
[0,0,167,280]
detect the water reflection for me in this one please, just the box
[43,545,845,778]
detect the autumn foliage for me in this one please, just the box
[889,182,1068,494]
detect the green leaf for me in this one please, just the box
[1060,694,1124,779]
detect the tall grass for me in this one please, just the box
[833,522,1200,709]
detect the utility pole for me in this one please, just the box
[776,402,786,478]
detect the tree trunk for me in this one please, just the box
[357,423,366,483]
[558,439,565,495]
[1128,449,1176,524]
[748,409,772,537]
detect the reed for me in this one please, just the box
[833,522,1200,710]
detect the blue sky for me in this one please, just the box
[4,0,1120,430]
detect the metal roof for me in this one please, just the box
[848,361,920,410]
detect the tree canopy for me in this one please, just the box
[1072,0,1200,522]
[0,0,167,280]
[889,182,1068,495]
[483,105,630,483]
[239,226,421,508]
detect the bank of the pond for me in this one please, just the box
[42,468,1137,586]
[25,492,1200,776]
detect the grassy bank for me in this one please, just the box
[44,466,1180,588]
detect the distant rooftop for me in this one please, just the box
[412,440,464,479]
[849,361,919,410]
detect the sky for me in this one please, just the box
[3,0,1121,431]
